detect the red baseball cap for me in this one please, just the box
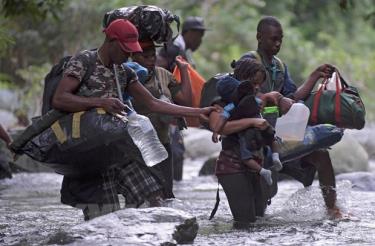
[103,19,142,53]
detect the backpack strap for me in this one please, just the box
[209,181,221,220]
[249,50,285,74]
[273,56,285,74]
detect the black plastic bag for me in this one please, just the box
[18,108,143,177]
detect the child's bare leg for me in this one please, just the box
[244,159,273,186]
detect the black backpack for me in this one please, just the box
[41,50,97,115]
[103,5,180,44]
[199,73,228,108]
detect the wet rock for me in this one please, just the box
[329,134,369,174]
[336,172,375,191]
[183,128,221,159]
[65,207,198,245]
[0,109,17,129]
[198,156,218,176]
[0,89,19,112]
[46,230,75,245]
[346,126,375,159]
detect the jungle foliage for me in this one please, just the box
[1,0,375,119]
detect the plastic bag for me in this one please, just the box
[173,63,205,127]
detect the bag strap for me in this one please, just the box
[310,79,326,125]
[209,181,221,220]
[311,70,346,127]
[334,70,342,127]
[154,68,165,96]
[171,14,180,41]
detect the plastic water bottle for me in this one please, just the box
[126,110,168,167]
[275,102,310,141]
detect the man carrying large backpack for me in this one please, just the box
[157,16,208,181]
[239,16,341,218]
[52,19,214,220]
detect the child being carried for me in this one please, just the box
[211,58,282,186]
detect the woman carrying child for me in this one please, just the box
[209,58,280,228]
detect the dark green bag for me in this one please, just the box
[304,71,365,130]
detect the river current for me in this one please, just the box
[1,157,375,245]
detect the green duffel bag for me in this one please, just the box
[304,71,365,130]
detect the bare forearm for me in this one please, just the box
[212,118,227,134]
[130,80,206,117]
[209,112,259,135]
[52,92,103,112]
[220,118,259,135]
[147,98,204,117]
[294,74,320,101]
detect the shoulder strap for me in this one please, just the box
[273,56,285,74]
[249,50,285,74]
[154,68,165,95]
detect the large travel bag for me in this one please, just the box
[304,71,365,129]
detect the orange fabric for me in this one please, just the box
[173,64,205,127]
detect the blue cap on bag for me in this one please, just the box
[123,61,148,84]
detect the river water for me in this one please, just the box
[1,158,375,245]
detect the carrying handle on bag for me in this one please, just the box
[310,78,327,125]
[334,69,344,126]
[311,69,345,126]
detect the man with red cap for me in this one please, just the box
[52,19,215,220]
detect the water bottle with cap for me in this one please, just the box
[275,102,310,141]
[126,108,168,167]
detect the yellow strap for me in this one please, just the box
[51,121,67,144]
[72,111,85,139]
[97,108,106,114]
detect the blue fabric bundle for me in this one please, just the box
[279,124,344,163]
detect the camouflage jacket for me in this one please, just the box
[63,50,137,99]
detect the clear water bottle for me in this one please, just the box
[126,110,168,167]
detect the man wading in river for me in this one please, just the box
[52,19,214,220]
[240,16,341,218]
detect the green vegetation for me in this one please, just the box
[1,0,375,120]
